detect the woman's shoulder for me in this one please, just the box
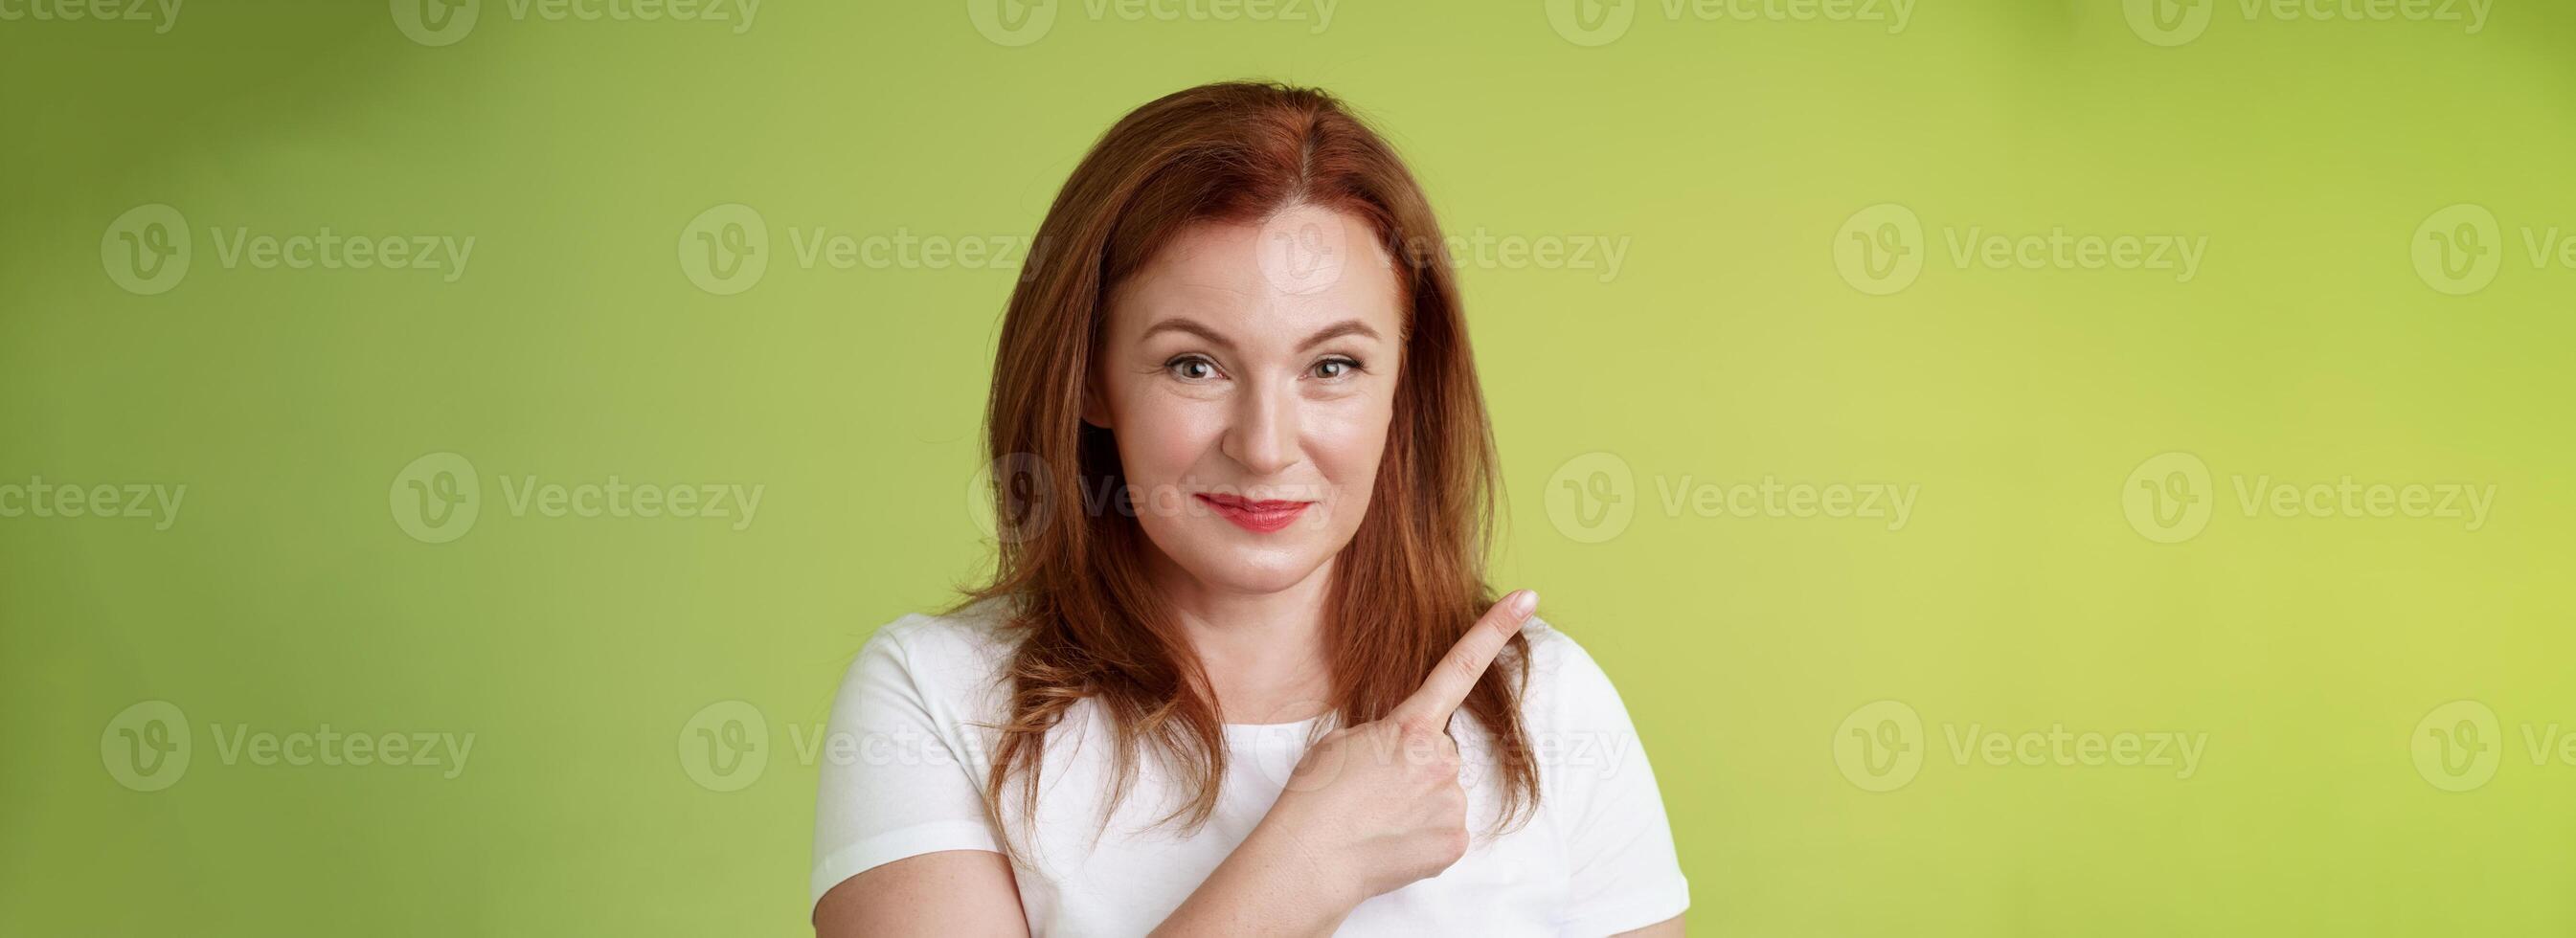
[1512,612,1593,685]
[865,596,1021,660]
[838,597,1022,709]
[1510,613,1637,730]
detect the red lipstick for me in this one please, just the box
[1194,493,1312,533]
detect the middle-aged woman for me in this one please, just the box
[812,80,1688,936]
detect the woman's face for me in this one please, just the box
[1087,203,1404,596]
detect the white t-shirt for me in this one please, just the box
[810,600,1689,936]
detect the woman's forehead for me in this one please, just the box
[1112,209,1402,343]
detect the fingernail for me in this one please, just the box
[1510,590,1538,616]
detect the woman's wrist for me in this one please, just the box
[1248,813,1365,918]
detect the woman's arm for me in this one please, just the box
[810,819,1353,938]
[813,850,1030,938]
[811,845,1683,938]
[1149,820,1359,937]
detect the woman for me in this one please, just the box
[811,81,1687,936]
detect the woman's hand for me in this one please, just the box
[1258,589,1540,901]
[1151,590,1538,936]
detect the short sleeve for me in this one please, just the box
[1537,630,1690,936]
[809,617,1006,907]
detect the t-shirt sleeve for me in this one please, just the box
[1541,631,1690,936]
[809,617,1006,908]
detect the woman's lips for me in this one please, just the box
[1193,493,1313,533]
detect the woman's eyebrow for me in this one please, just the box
[1138,317,1381,351]
[1139,317,1234,349]
[1295,319,1380,351]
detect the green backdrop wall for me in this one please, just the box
[5,0,2572,934]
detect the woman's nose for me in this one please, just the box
[1221,380,1299,476]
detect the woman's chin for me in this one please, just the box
[1170,547,1333,596]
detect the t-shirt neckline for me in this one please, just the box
[1221,714,1326,746]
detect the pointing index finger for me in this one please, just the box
[1393,590,1538,728]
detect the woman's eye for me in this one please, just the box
[1165,356,1220,381]
[1310,357,1363,381]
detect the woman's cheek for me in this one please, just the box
[1128,392,1228,491]
[1301,396,1393,501]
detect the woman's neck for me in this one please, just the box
[1144,550,1339,726]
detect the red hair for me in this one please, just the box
[966,80,1536,854]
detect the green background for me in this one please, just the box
[6,0,2572,934]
